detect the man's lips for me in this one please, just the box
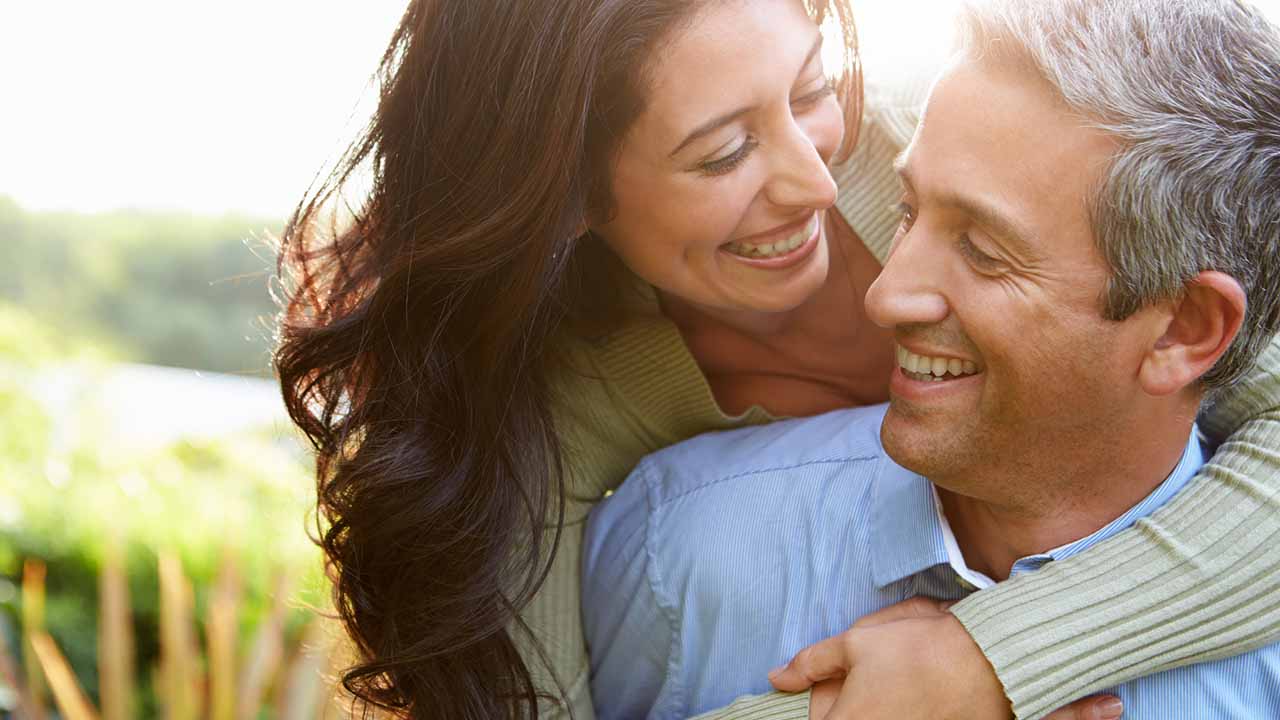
[895,343,982,380]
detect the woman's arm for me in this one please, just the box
[951,334,1280,718]
[690,693,811,720]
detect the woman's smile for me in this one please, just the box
[720,211,823,269]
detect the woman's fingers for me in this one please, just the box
[769,635,855,691]
[775,606,1124,720]
[818,685,870,720]
[783,611,1014,720]
[1042,696,1124,720]
[807,679,841,720]
[773,598,954,693]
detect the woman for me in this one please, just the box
[274,0,1280,718]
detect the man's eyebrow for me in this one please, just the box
[668,33,825,158]
[894,155,1039,257]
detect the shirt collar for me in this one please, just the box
[870,458,950,589]
[870,424,1207,589]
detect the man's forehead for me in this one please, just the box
[893,148,1041,258]
[901,56,1118,251]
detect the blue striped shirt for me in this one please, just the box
[582,404,1280,719]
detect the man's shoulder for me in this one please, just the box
[582,405,899,719]
[584,404,893,577]
[633,403,890,503]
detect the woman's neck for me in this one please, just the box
[659,212,896,418]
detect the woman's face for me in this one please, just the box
[593,0,845,316]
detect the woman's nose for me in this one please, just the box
[764,122,839,211]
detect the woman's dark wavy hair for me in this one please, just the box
[274,0,862,717]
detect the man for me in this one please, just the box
[581,0,1280,718]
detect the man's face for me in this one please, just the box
[865,57,1162,505]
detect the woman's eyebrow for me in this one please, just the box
[668,33,825,158]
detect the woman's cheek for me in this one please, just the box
[674,177,759,247]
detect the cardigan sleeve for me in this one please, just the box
[689,692,811,720]
[950,333,1280,719]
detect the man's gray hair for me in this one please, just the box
[957,0,1280,388]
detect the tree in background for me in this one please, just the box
[0,195,280,375]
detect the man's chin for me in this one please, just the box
[880,404,969,478]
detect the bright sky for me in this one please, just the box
[2,0,1276,218]
[1,1,404,217]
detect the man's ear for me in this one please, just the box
[1138,271,1246,396]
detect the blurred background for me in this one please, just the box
[1,0,1277,717]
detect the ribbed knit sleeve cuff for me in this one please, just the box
[951,406,1280,720]
[690,691,811,720]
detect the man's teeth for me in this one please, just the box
[725,215,816,259]
[896,345,979,382]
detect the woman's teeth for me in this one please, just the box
[897,345,980,382]
[725,215,816,259]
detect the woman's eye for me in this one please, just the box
[698,137,759,176]
[957,234,1002,270]
[792,81,836,109]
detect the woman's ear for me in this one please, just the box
[1138,271,1246,396]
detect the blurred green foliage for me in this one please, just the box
[0,298,322,711]
[0,195,282,375]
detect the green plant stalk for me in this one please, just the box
[22,559,49,720]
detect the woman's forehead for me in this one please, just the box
[634,0,823,149]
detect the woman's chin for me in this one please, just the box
[730,244,830,314]
[657,242,830,320]
[713,268,831,317]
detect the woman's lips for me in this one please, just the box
[720,213,822,269]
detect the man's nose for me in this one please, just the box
[864,222,951,329]
[763,122,838,211]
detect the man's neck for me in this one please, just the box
[937,420,1196,582]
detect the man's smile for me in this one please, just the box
[896,344,982,383]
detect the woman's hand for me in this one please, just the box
[769,597,1125,720]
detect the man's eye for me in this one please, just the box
[698,137,758,176]
[957,234,1001,269]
